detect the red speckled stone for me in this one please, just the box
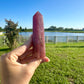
[33,11,45,58]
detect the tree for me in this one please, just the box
[69,28,73,31]
[65,28,69,31]
[0,27,2,31]
[17,26,23,32]
[25,27,27,30]
[65,28,73,31]
[48,26,56,31]
[57,27,64,31]
[4,19,18,49]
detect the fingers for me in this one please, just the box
[26,58,42,71]
[41,57,50,63]
[19,55,50,64]
[10,35,33,57]
[25,57,50,71]
[20,56,35,64]
[19,48,33,60]
[20,57,50,64]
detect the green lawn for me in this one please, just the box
[0,42,84,84]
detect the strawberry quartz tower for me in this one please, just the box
[33,11,46,59]
[19,11,50,63]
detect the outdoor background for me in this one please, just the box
[0,0,84,84]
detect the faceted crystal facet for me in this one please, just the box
[33,11,45,58]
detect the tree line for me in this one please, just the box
[0,21,84,32]
[45,26,83,31]
[0,26,32,32]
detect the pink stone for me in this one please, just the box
[33,11,45,58]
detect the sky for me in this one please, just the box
[0,0,84,29]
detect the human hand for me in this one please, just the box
[0,36,50,84]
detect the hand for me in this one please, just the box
[0,36,50,84]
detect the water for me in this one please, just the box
[19,32,84,36]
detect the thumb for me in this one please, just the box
[26,57,50,72]
[42,57,50,63]
[26,58,42,72]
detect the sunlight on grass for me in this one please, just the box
[30,42,84,84]
[0,42,84,84]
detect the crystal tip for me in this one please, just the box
[34,11,42,16]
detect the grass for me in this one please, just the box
[0,42,84,84]
[30,42,84,84]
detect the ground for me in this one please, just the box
[0,42,84,84]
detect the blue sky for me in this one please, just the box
[0,0,84,29]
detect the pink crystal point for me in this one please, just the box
[33,11,45,58]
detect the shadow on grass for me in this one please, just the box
[0,48,10,51]
[56,46,84,48]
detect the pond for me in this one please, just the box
[19,32,84,36]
